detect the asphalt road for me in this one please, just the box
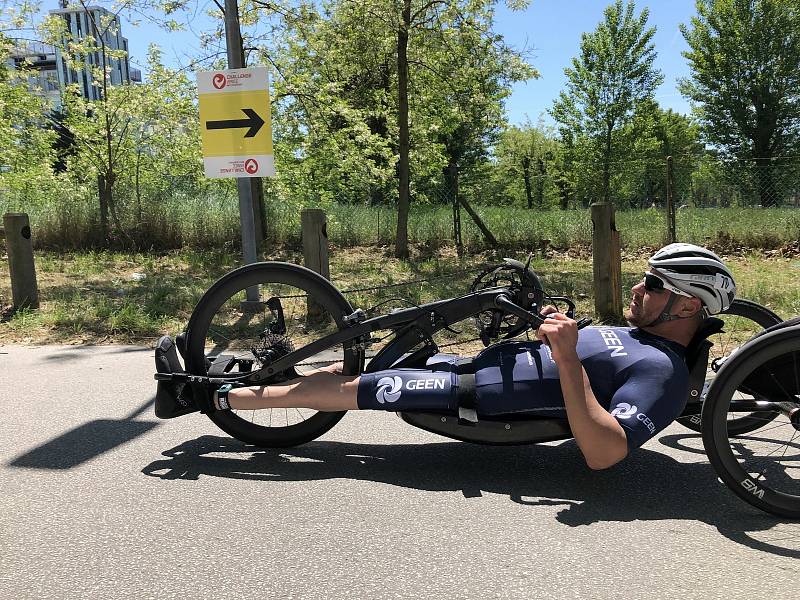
[1,344,798,600]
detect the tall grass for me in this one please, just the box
[3,182,800,252]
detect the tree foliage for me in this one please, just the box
[550,0,662,203]
[252,0,535,257]
[680,0,800,206]
[493,120,562,208]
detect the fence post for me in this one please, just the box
[2,213,39,310]
[447,163,463,256]
[301,209,330,322]
[665,156,676,244]
[591,202,622,322]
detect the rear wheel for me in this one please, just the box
[678,299,782,435]
[702,325,800,518]
[185,262,364,447]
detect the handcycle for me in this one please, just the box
[156,258,799,517]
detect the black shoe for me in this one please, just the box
[155,335,184,374]
[154,335,199,419]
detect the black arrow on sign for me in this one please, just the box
[205,108,265,138]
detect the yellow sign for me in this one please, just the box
[197,68,275,178]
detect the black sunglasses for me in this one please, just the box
[643,272,693,297]
[643,272,666,293]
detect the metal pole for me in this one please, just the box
[224,0,259,304]
[666,155,676,244]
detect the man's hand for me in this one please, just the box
[536,311,579,365]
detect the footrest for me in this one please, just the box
[208,354,235,377]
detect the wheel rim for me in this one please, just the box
[706,333,800,514]
[188,266,359,437]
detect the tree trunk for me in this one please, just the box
[557,177,570,210]
[535,157,546,206]
[135,150,142,225]
[97,174,109,243]
[521,155,533,209]
[754,157,777,207]
[602,127,612,203]
[394,0,411,260]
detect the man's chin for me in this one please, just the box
[624,309,641,327]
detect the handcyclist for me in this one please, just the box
[155,244,736,470]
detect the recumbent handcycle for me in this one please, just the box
[155,259,800,518]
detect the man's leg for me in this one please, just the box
[224,371,360,412]
[222,358,462,414]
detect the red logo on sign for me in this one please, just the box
[212,73,227,89]
[244,159,258,174]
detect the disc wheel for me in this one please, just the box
[678,298,782,435]
[702,325,800,518]
[185,262,363,447]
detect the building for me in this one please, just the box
[8,2,142,107]
[7,42,62,107]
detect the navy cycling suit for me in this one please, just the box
[357,327,689,450]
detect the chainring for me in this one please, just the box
[469,260,545,345]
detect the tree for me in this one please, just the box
[680,0,800,206]
[258,0,535,257]
[613,102,702,207]
[494,120,561,208]
[550,0,662,203]
[0,37,57,205]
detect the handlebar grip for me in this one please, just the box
[576,317,593,329]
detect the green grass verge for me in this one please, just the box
[1,247,798,345]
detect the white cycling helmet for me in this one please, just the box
[648,243,736,315]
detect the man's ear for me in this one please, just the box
[680,297,704,317]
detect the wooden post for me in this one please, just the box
[591,203,622,322]
[665,156,676,244]
[301,209,330,322]
[3,213,39,310]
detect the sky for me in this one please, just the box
[494,0,697,124]
[110,0,699,125]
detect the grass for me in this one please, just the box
[1,245,798,346]
[5,198,800,252]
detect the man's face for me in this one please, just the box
[625,275,677,327]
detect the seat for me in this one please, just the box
[400,318,728,445]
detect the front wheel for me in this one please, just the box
[185,262,364,447]
[702,325,800,518]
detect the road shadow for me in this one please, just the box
[141,433,800,558]
[7,397,158,470]
[40,346,152,363]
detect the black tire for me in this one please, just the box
[702,325,800,518]
[185,262,364,447]
[678,298,782,435]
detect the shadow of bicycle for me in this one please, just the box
[141,432,800,559]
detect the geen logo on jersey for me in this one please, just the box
[610,403,637,418]
[376,376,403,403]
[375,376,448,403]
[611,402,656,433]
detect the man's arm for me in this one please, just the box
[537,312,628,470]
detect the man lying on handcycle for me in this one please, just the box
[155,243,736,470]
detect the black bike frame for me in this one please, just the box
[242,287,576,384]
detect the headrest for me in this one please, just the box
[685,317,725,365]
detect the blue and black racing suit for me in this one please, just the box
[356,327,689,450]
